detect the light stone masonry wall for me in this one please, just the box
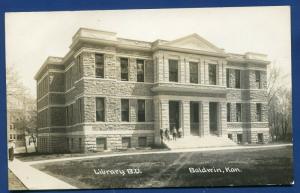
[36,32,270,153]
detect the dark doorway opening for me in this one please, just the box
[209,102,218,135]
[257,133,264,143]
[169,101,180,131]
[237,134,243,144]
[190,102,199,135]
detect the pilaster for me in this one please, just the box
[182,100,191,136]
[161,99,169,130]
[163,57,169,82]
[200,59,205,84]
[202,101,210,136]
[179,57,185,83]
[219,102,227,136]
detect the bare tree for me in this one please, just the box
[267,65,292,142]
[6,65,37,153]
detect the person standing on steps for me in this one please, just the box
[172,126,177,141]
[160,128,164,143]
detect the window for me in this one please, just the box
[67,138,70,150]
[70,104,73,125]
[66,107,69,125]
[189,62,198,83]
[236,103,242,122]
[256,103,262,122]
[96,98,105,122]
[235,69,241,88]
[10,134,12,139]
[69,67,73,88]
[79,138,82,150]
[137,100,146,122]
[137,59,145,82]
[169,59,178,82]
[228,134,233,140]
[227,103,231,122]
[78,98,83,123]
[122,137,131,149]
[257,133,263,143]
[96,137,107,151]
[121,58,129,81]
[226,69,230,87]
[71,138,74,149]
[121,99,129,122]
[255,70,261,89]
[209,64,217,85]
[237,134,243,144]
[138,137,147,147]
[95,54,104,78]
[77,55,82,74]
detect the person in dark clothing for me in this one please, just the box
[160,128,164,142]
[8,140,15,161]
[172,126,177,141]
[165,128,170,141]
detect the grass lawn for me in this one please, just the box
[32,146,293,189]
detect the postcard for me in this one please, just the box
[5,6,293,190]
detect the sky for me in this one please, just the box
[5,6,291,97]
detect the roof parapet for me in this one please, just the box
[34,56,63,80]
[245,52,268,61]
[71,28,117,44]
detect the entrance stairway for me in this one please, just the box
[163,135,237,150]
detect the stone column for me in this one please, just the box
[218,61,223,86]
[163,57,169,82]
[186,59,190,83]
[182,100,190,136]
[154,99,170,145]
[204,61,209,85]
[222,60,227,86]
[199,102,204,136]
[157,56,164,82]
[200,59,205,84]
[161,99,169,130]
[202,101,210,136]
[153,99,161,144]
[179,57,185,83]
[218,102,227,136]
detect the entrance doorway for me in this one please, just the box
[169,101,180,131]
[209,102,218,135]
[257,133,264,143]
[190,102,200,135]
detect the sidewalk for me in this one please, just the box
[8,159,77,190]
[27,143,292,165]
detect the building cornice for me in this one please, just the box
[151,83,226,94]
[35,28,271,82]
[152,45,228,58]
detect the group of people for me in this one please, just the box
[160,126,183,142]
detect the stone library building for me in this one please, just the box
[35,28,269,153]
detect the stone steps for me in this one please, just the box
[163,135,237,150]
